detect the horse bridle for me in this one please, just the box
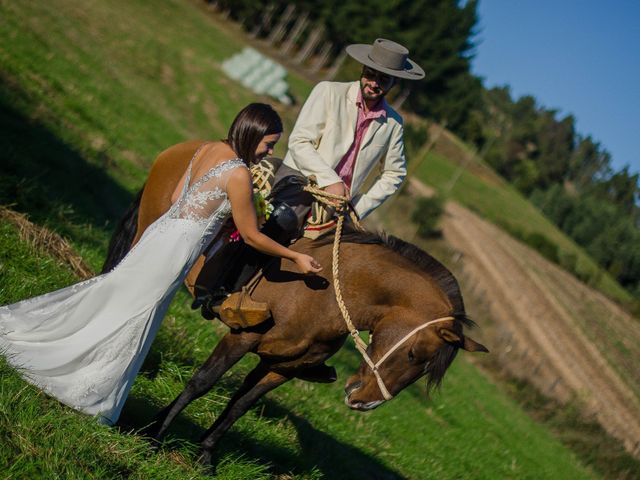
[353,316,455,401]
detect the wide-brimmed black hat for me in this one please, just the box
[346,38,425,80]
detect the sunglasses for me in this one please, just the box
[361,67,394,87]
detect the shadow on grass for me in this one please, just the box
[259,399,406,479]
[119,389,405,479]
[0,78,133,238]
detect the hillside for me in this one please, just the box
[372,180,640,457]
[369,112,640,458]
[0,0,635,478]
[413,124,634,305]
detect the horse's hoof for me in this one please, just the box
[198,449,215,469]
[139,422,164,444]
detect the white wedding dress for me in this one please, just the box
[0,149,246,424]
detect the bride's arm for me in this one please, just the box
[226,168,322,274]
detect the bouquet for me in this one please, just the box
[253,188,274,221]
[229,189,274,242]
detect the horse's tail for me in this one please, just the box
[101,186,144,273]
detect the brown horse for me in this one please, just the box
[103,142,488,464]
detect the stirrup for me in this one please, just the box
[218,286,270,330]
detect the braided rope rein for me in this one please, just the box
[301,186,454,401]
[301,185,367,354]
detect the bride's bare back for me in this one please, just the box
[133,141,235,293]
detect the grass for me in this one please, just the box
[412,149,633,305]
[373,189,640,479]
[0,216,596,478]
[507,376,640,480]
[0,0,627,477]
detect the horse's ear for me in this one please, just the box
[462,335,489,353]
[438,327,462,345]
[438,328,489,353]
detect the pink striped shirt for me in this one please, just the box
[335,89,387,189]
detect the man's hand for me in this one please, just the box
[324,182,350,203]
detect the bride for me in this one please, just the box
[0,103,321,425]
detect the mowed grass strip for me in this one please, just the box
[414,149,632,304]
[408,149,640,423]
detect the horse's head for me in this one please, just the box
[344,314,487,410]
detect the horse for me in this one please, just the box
[103,141,488,464]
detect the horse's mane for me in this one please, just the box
[314,227,474,395]
[314,227,470,320]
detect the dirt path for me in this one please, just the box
[423,186,640,457]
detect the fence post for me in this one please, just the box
[391,87,411,110]
[325,50,347,80]
[294,25,323,64]
[266,4,296,46]
[548,377,562,394]
[280,12,309,54]
[250,3,275,38]
[310,41,333,73]
[395,121,446,197]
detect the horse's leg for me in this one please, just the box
[199,361,289,464]
[147,331,261,440]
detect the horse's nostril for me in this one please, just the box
[345,380,362,396]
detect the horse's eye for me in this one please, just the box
[408,350,415,362]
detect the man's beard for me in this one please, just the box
[360,81,386,102]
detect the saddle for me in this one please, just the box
[301,185,337,240]
[193,159,343,331]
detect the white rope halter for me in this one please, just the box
[367,316,455,400]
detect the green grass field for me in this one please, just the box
[0,0,626,478]
[0,220,597,479]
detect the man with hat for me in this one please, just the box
[272,37,425,226]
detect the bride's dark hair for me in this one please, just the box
[225,103,283,165]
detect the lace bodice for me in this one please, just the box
[166,146,248,226]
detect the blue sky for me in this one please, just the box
[472,1,640,175]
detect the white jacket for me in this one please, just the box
[283,81,406,219]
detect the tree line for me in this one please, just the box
[477,87,640,296]
[216,0,482,135]
[215,0,639,297]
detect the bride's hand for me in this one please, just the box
[294,253,322,274]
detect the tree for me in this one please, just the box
[394,0,482,134]
[534,111,575,188]
[567,135,611,189]
[590,166,640,217]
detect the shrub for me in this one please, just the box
[403,123,429,159]
[411,196,444,238]
[525,232,559,264]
